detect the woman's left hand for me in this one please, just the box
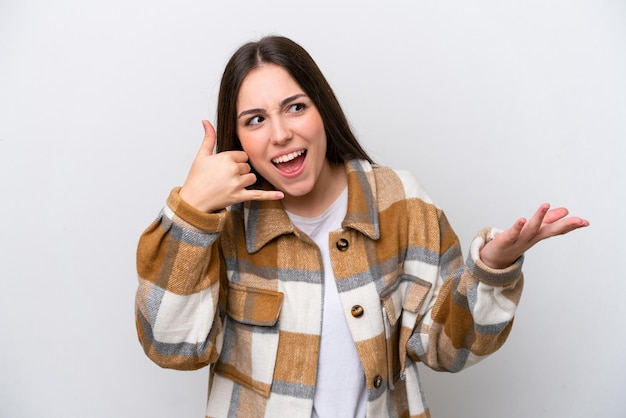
[479,203,590,269]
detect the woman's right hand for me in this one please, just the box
[179,120,284,213]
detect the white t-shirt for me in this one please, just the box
[286,187,367,418]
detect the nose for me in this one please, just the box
[269,117,292,145]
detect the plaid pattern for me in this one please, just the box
[135,159,524,418]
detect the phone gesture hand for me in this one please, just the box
[179,120,284,212]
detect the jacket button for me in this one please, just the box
[336,238,349,251]
[351,305,364,318]
[374,375,383,388]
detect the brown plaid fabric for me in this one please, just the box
[135,159,524,418]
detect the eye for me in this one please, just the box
[246,115,264,126]
[288,103,306,113]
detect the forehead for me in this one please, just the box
[237,64,304,110]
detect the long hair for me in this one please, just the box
[216,36,373,167]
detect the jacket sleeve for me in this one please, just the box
[135,187,228,370]
[406,210,524,372]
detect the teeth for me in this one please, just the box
[272,150,305,164]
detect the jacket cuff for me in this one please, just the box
[165,187,227,232]
[469,228,524,287]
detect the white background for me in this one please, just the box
[1,0,625,417]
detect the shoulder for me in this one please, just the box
[355,160,435,205]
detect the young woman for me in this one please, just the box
[135,36,588,418]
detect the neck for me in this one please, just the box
[282,162,347,218]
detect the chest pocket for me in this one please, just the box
[215,282,284,397]
[380,274,432,383]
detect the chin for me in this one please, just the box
[280,182,316,198]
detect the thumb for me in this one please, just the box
[200,120,217,155]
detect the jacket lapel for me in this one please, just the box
[243,159,381,254]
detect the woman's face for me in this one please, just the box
[236,64,332,203]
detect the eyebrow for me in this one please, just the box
[237,93,308,119]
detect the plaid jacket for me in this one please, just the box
[135,159,524,418]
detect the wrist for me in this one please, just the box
[179,186,218,213]
[475,228,515,269]
[479,246,514,269]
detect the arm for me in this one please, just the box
[135,120,284,370]
[135,190,227,370]
[408,205,588,372]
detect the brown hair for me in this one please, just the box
[216,36,373,168]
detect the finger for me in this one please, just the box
[548,216,590,236]
[523,203,550,234]
[200,120,216,156]
[239,172,258,189]
[238,162,251,175]
[568,217,590,230]
[542,207,569,224]
[227,150,250,163]
[505,217,526,241]
[243,189,285,202]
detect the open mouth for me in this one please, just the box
[272,150,307,173]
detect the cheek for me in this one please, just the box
[312,123,327,152]
[239,136,267,170]
[310,115,326,142]
[238,132,258,156]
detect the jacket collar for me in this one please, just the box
[244,159,380,253]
